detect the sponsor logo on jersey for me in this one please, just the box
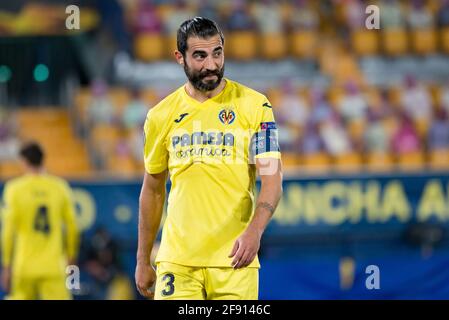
[262,102,272,108]
[174,113,189,123]
[172,132,235,148]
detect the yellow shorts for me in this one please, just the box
[154,262,258,300]
[7,275,72,300]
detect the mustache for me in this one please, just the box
[199,70,221,78]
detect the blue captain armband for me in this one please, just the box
[250,126,280,158]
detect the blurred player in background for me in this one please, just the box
[135,17,283,300]
[1,142,79,300]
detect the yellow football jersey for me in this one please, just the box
[143,78,281,268]
[1,173,79,278]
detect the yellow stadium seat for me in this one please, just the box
[351,30,379,56]
[0,161,23,179]
[90,125,122,157]
[260,33,288,60]
[134,159,145,174]
[301,152,331,173]
[16,108,69,127]
[347,119,366,142]
[429,149,449,170]
[106,155,138,177]
[74,88,92,125]
[430,84,442,107]
[387,86,402,107]
[414,118,430,140]
[227,31,257,60]
[290,30,318,59]
[411,29,436,55]
[14,108,93,177]
[327,86,344,110]
[383,28,408,56]
[165,34,177,59]
[441,27,449,54]
[333,54,364,86]
[134,32,164,62]
[281,152,300,168]
[140,87,158,107]
[265,87,282,109]
[334,152,363,173]
[365,86,381,106]
[91,125,121,141]
[47,155,92,178]
[397,150,425,171]
[109,87,131,114]
[366,152,394,172]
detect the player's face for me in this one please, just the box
[182,34,225,92]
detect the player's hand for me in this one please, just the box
[1,267,11,293]
[229,227,261,269]
[135,262,156,299]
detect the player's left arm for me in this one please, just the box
[230,96,283,268]
[61,182,80,266]
[229,158,283,269]
[230,163,283,269]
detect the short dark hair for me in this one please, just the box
[177,17,225,56]
[20,142,44,167]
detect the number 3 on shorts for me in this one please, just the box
[161,273,175,296]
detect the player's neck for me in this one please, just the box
[185,79,226,103]
[26,166,45,175]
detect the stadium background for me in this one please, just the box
[1,0,449,299]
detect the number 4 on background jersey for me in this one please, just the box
[34,205,51,234]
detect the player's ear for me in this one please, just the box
[174,51,184,65]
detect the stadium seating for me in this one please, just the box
[0,161,23,178]
[134,33,165,62]
[366,152,395,172]
[281,152,301,168]
[61,1,449,176]
[165,34,178,59]
[290,30,318,59]
[429,149,449,170]
[397,150,426,171]
[412,29,437,55]
[301,152,332,173]
[351,30,379,56]
[414,118,430,140]
[441,27,449,54]
[227,31,257,60]
[7,108,93,178]
[260,33,288,60]
[383,28,408,56]
[334,152,363,173]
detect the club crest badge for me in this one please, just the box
[218,108,235,125]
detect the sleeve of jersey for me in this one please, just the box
[250,99,282,160]
[1,184,16,268]
[143,110,169,174]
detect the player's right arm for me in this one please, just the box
[135,170,167,299]
[1,183,17,292]
[136,108,169,299]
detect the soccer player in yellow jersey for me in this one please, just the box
[135,17,283,300]
[0,142,79,300]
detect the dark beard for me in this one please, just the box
[184,62,225,92]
